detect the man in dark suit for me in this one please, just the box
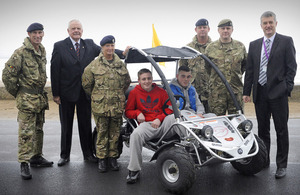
[51,19,128,166]
[243,11,297,179]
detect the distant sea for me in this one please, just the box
[0,58,299,85]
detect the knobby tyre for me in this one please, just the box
[231,134,268,175]
[156,146,196,194]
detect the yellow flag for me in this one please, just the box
[152,24,165,66]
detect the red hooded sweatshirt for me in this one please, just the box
[125,83,172,123]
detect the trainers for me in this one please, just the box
[30,155,53,167]
[109,158,119,171]
[126,170,140,184]
[20,162,32,180]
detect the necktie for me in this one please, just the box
[75,42,80,58]
[258,39,270,86]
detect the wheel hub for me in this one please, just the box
[162,160,179,183]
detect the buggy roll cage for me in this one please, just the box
[124,46,243,119]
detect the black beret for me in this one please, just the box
[100,35,115,46]
[195,18,209,26]
[217,19,233,27]
[27,23,44,32]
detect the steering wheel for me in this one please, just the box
[162,95,186,116]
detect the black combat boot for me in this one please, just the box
[109,157,119,171]
[20,162,32,180]
[98,158,108,173]
[30,155,54,167]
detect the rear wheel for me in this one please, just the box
[231,134,268,175]
[156,146,196,194]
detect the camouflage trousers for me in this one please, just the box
[17,110,45,163]
[94,115,122,159]
[209,91,244,116]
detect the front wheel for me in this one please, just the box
[231,134,268,175]
[156,146,196,194]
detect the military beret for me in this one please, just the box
[100,35,115,46]
[27,23,44,32]
[218,19,233,27]
[195,18,209,26]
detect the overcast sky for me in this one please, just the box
[0,0,299,82]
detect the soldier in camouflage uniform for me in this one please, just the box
[82,35,131,173]
[179,18,212,112]
[2,23,53,180]
[204,19,247,116]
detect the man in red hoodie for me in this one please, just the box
[125,68,174,184]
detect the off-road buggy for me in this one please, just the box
[93,46,268,194]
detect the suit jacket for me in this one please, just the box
[243,33,297,103]
[51,37,124,102]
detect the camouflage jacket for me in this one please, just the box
[179,35,212,101]
[204,39,247,94]
[82,52,131,117]
[2,37,48,113]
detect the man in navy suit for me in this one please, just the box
[51,19,128,166]
[243,11,297,179]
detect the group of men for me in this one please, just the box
[180,11,296,180]
[2,10,297,183]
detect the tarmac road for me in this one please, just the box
[0,118,300,195]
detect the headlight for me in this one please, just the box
[239,120,253,133]
[201,125,214,139]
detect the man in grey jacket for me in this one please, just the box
[170,66,214,118]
